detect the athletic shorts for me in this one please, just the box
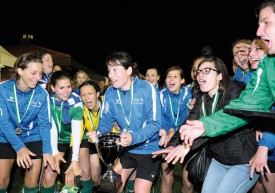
[88,142,98,155]
[0,141,42,159]
[267,160,275,173]
[120,152,161,182]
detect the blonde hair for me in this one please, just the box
[72,70,90,89]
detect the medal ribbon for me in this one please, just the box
[13,84,35,128]
[168,90,181,128]
[117,80,133,128]
[202,92,219,116]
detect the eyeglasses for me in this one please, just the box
[195,67,218,76]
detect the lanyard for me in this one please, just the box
[168,90,181,128]
[53,96,64,133]
[87,100,101,130]
[202,92,219,116]
[117,80,133,128]
[13,84,35,127]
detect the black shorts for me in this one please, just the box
[0,141,42,159]
[88,142,98,155]
[58,143,70,153]
[267,160,275,173]
[120,152,161,182]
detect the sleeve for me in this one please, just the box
[97,91,116,133]
[258,131,275,151]
[50,117,59,156]
[38,94,52,154]
[130,84,162,145]
[201,70,274,137]
[0,92,25,152]
[71,119,82,161]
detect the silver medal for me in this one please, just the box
[15,127,22,135]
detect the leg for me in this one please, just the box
[0,159,14,189]
[262,172,275,193]
[90,154,101,186]
[251,177,265,193]
[215,163,259,193]
[24,159,42,187]
[116,168,135,193]
[135,178,152,193]
[182,164,193,193]
[79,147,92,193]
[160,161,174,193]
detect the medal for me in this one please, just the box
[15,127,22,135]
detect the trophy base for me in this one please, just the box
[99,177,122,193]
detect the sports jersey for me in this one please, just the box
[0,79,52,154]
[98,77,162,154]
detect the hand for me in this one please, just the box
[152,146,174,158]
[255,130,263,142]
[65,169,75,187]
[158,129,168,147]
[119,129,132,147]
[165,143,191,164]
[53,153,67,174]
[189,98,196,109]
[16,147,36,168]
[180,120,205,146]
[165,129,176,147]
[66,160,81,176]
[86,130,99,143]
[42,153,56,171]
[249,146,270,178]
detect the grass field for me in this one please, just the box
[9,162,201,193]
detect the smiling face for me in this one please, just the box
[257,6,275,55]
[42,53,53,76]
[17,62,43,92]
[146,68,160,86]
[80,84,100,111]
[196,61,222,97]
[233,43,250,71]
[249,39,268,69]
[51,78,72,101]
[165,69,185,94]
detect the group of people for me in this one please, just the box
[0,1,275,193]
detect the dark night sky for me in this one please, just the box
[1,0,262,83]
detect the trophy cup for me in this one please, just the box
[96,132,122,193]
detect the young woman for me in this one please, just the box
[0,52,55,193]
[158,66,192,193]
[153,56,259,193]
[41,71,83,193]
[37,51,54,89]
[78,80,104,193]
[145,67,161,92]
[87,51,162,193]
[72,70,90,95]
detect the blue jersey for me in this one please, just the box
[160,86,192,132]
[0,79,52,153]
[98,77,162,154]
[233,66,254,84]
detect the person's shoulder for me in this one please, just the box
[35,84,49,95]
[0,79,14,89]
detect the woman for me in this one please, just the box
[153,56,259,193]
[87,51,162,193]
[158,66,192,193]
[78,80,105,193]
[41,71,83,193]
[145,67,161,92]
[37,51,54,89]
[0,52,55,193]
[248,37,275,193]
[72,70,90,95]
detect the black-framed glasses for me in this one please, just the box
[195,67,218,76]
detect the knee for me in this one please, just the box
[0,177,10,188]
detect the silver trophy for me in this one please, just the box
[96,132,122,193]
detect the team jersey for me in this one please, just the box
[98,77,162,154]
[0,79,52,153]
